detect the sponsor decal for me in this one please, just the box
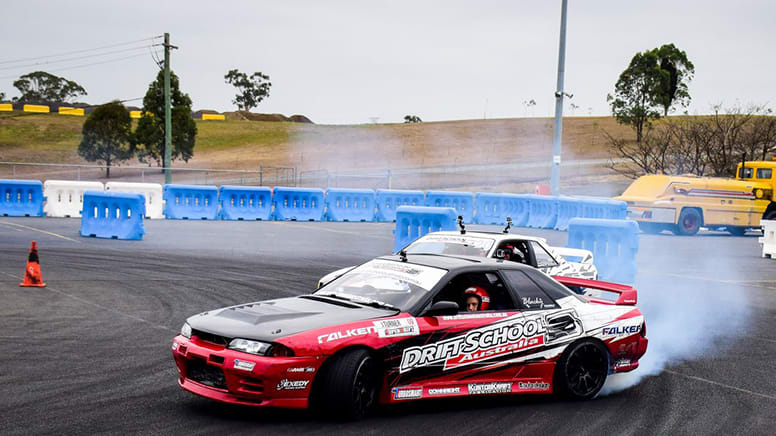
[517,381,550,390]
[276,379,309,391]
[399,315,547,373]
[428,387,461,396]
[441,312,508,321]
[233,359,255,372]
[521,296,544,308]
[420,234,495,251]
[318,326,376,344]
[392,387,423,400]
[467,382,512,395]
[373,318,419,338]
[613,358,632,369]
[286,367,315,373]
[602,325,641,336]
[357,260,447,290]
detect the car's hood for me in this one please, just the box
[187,295,393,342]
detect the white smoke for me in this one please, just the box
[600,237,753,395]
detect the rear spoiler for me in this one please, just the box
[553,276,638,306]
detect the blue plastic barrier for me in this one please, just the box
[555,196,585,231]
[0,179,45,217]
[474,192,531,226]
[526,195,559,229]
[218,186,272,221]
[393,206,458,253]
[79,191,145,240]
[375,189,426,222]
[273,187,325,221]
[325,188,376,222]
[163,184,219,220]
[567,218,639,284]
[425,190,475,223]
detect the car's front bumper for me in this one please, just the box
[171,335,321,408]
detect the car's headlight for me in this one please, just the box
[180,322,192,339]
[228,338,273,356]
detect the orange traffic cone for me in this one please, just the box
[20,241,46,288]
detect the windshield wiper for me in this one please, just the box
[317,293,400,312]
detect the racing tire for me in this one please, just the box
[553,339,609,400]
[317,349,378,421]
[727,226,747,236]
[673,208,701,236]
[638,222,663,235]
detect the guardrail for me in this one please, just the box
[79,191,145,240]
[105,182,164,219]
[393,206,458,253]
[163,184,219,220]
[218,185,272,221]
[567,218,639,284]
[474,192,530,226]
[375,189,425,222]
[425,190,475,223]
[0,179,45,217]
[43,180,104,217]
[325,188,376,222]
[273,187,325,221]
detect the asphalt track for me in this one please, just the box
[1,218,774,435]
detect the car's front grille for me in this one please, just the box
[192,329,230,346]
[187,357,227,390]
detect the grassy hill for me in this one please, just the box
[0,111,636,195]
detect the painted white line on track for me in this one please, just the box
[665,369,776,401]
[0,221,80,243]
[44,285,175,332]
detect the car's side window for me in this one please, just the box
[756,168,772,179]
[432,271,517,312]
[529,241,558,268]
[502,270,558,310]
[494,240,532,265]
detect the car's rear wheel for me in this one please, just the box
[554,339,609,400]
[673,208,701,236]
[318,349,378,420]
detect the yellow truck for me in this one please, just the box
[614,159,776,235]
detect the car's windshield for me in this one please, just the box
[315,259,447,311]
[404,234,495,257]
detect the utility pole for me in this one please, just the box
[163,33,178,184]
[550,0,568,196]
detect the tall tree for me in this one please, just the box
[134,70,197,167]
[78,101,134,178]
[13,71,86,103]
[654,44,695,116]
[0,91,5,101]
[224,69,271,111]
[607,50,665,144]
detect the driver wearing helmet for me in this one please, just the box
[463,286,490,312]
[503,245,526,264]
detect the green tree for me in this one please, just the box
[403,115,422,123]
[134,70,197,167]
[13,71,86,103]
[654,44,695,116]
[224,69,271,111]
[0,91,6,101]
[607,44,694,143]
[78,101,134,178]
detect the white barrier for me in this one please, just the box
[43,180,104,217]
[105,182,164,219]
[759,220,776,259]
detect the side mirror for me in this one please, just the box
[423,300,459,317]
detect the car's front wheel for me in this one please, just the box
[318,349,378,420]
[554,339,609,400]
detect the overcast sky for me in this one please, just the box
[1,1,773,124]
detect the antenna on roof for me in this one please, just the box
[503,217,512,234]
[457,216,466,234]
[399,249,408,262]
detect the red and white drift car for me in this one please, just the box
[172,254,648,419]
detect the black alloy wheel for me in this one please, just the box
[555,339,609,400]
[317,349,378,420]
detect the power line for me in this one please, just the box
[0,44,157,72]
[0,52,150,80]
[0,36,162,65]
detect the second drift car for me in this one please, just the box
[318,230,598,288]
[172,254,647,420]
